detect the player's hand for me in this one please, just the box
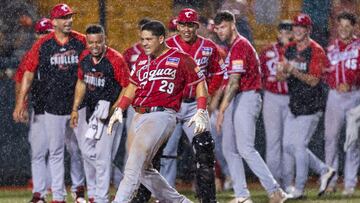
[13,102,26,123]
[107,107,123,135]
[188,109,209,134]
[70,111,79,128]
[216,110,224,134]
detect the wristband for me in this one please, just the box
[118,96,132,110]
[197,96,207,110]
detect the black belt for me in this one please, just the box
[134,106,166,114]
[182,98,196,103]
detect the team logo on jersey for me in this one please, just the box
[84,72,105,91]
[137,66,177,82]
[201,47,213,56]
[232,60,244,71]
[165,57,180,67]
[50,50,79,70]
[266,50,276,58]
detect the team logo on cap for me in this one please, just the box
[185,11,193,18]
[61,4,69,12]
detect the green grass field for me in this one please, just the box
[1,183,360,203]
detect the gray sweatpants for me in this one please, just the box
[324,89,360,188]
[222,91,279,198]
[113,110,192,203]
[282,112,328,191]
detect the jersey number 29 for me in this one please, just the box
[159,80,174,94]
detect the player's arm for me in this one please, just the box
[13,71,34,122]
[216,74,240,133]
[107,82,137,134]
[283,61,320,86]
[70,79,86,128]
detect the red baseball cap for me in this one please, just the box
[293,13,312,27]
[34,18,53,34]
[168,17,177,30]
[50,3,75,19]
[177,8,199,24]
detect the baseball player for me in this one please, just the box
[13,4,87,202]
[259,20,293,186]
[277,13,335,199]
[13,18,53,203]
[214,11,288,203]
[160,8,224,203]
[70,24,130,203]
[323,12,360,195]
[107,20,208,203]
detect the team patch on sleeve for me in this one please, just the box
[201,47,213,56]
[232,60,244,71]
[165,57,180,67]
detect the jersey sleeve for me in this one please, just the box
[180,55,205,86]
[13,51,31,83]
[112,53,130,88]
[228,42,248,74]
[26,40,42,72]
[122,47,133,68]
[309,45,328,78]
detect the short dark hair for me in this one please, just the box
[141,20,166,37]
[85,24,105,34]
[138,17,152,28]
[278,20,293,31]
[214,11,235,25]
[337,12,357,26]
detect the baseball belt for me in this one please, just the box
[134,106,166,114]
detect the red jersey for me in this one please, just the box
[260,43,288,94]
[130,48,205,112]
[166,34,224,97]
[324,38,360,91]
[122,42,144,70]
[224,34,262,91]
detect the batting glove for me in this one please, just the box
[107,107,123,135]
[188,109,209,135]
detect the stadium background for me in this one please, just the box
[0,0,358,186]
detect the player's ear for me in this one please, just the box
[52,19,57,27]
[159,35,165,44]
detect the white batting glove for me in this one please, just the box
[344,106,360,151]
[107,107,123,135]
[188,109,209,135]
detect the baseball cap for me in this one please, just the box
[167,17,177,31]
[278,20,293,31]
[50,3,75,19]
[177,8,199,25]
[34,18,53,34]
[293,13,312,27]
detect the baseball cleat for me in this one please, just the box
[342,187,355,197]
[29,192,46,203]
[71,186,86,203]
[228,197,253,203]
[318,167,336,196]
[287,188,304,199]
[269,188,290,203]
